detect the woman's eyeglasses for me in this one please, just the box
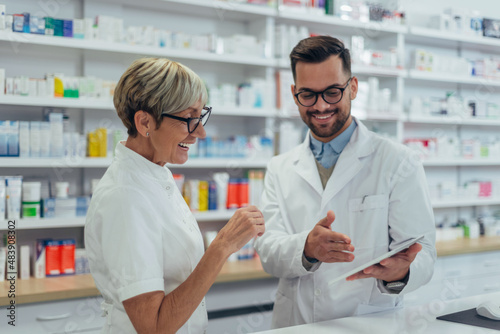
[161,106,212,134]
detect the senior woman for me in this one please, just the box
[85,57,265,334]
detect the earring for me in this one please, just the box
[146,132,149,137]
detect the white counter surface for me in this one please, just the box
[253,291,500,334]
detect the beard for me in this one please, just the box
[302,107,351,139]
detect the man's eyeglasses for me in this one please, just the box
[294,77,353,107]
[161,106,212,134]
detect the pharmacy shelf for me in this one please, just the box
[405,115,500,126]
[0,157,113,168]
[407,69,500,87]
[362,113,402,121]
[277,58,407,77]
[194,210,235,222]
[276,10,407,35]
[432,198,500,209]
[0,96,276,118]
[0,211,240,230]
[0,217,86,230]
[0,31,275,68]
[0,157,268,169]
[423,159,500,167]
[102,0,276,21]
[353,64,407,77]
[0,95,114,110]
[407,26,500,53]
[0,96,276,117]
[278,109,403,122]
[167,158,269,169]
[351,109,403,122]
[214,107,276,117]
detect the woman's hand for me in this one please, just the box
[212,206,265,257]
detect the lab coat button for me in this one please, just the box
[315,289,321,296]
[166,186,170,190]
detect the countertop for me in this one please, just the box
[435,236,500,257]
[0,257,271,306]
[252,291,500,334]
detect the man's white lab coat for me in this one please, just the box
[254,118,436,328]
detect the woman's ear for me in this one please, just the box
[134,110,152,138]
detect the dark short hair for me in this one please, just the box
[290,35,351,81]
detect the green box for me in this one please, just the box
[44,17,54,36]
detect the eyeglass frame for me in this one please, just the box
[161,106,212,134]
[294,77,353,107]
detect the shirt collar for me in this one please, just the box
[309,118,358,155]
[114,141,173,188]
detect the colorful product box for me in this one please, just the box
[22,12,30,33]
[41,196,90,218]
[12,14,23,32]
[63,19,73,37]
[45,240,61,276]
[33,239,46,278]
[30,16,45,34]
[44,239,76,276]
[60,239,75,274]
[44,17,54,36]
[483,18,500,39]
[54,19,63,36]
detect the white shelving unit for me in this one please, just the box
[407,69,500,87]
[0,31,275,67]
[276,10,408,34]
[432,198,500,209]
[423,159,500,167]
[407,26,500,53]
[402,6,500,223]
[169,158,269,169]
[0,95,114,110]
[0,0,497,221]
[406,115,500,127]
[0,210,238,230]
[0,157,113,168]
[2,0,499,331]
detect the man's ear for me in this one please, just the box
[290,84,299,107]
[134,110,152,138]
[349,76,358,100]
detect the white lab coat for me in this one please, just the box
[254,118,436,328]
[85,142,207,334]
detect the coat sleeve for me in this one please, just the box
[379,151,437,295]
[254,160,318,279]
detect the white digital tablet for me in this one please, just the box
[328,235,425,286]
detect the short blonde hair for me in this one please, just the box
[114,57,208,137]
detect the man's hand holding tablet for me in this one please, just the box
[329,235,425,286]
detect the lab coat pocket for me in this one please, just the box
[349,194,389,249]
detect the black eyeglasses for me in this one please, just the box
[294,77,353,107]
[161,106,212,134]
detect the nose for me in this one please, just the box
[192,122,207,139]
[312,94,331,112]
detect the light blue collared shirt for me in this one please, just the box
[309,119,357,169]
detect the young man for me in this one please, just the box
[254,36,436,328]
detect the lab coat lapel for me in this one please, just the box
[321,119,375,210]
[293,134,323,196]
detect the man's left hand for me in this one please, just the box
[346,243,422,282]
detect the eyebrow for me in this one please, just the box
[297,83,344,93]
[178,107,204,117]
